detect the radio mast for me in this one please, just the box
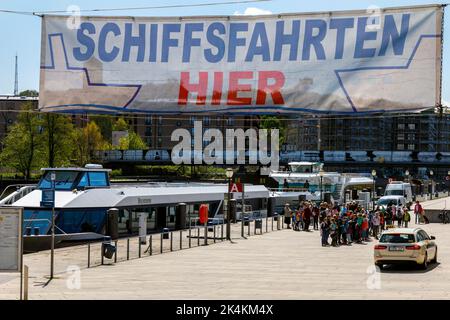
[14,53,18,96]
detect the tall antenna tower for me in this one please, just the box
[14,53,18,96]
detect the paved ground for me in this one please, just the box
[1,202,450,300]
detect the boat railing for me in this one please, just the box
[268,187,309,193]
[23,219,68,235]
[0,184,36,205]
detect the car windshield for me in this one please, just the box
[385,190,404,196]
[377,198,397,205]
[379,233,415,243]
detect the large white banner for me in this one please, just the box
[39,5,443,115]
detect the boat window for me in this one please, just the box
[78,173,88,188]
[39,171,79,190]
[87,172,108,187]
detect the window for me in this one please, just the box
[408,124,415,130]
[379,233,415,243]
[88,172,108,187]
[77,173,88,188]
[418,231,429,241]
[397,123,405,130]
[145,116,152,125]
[39,171,79,190]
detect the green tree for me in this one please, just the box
[0,103,43,178]
[113,117,129,131]
[259,115,287,145]
[19,89,38,97]
[72,121,108,166]
[42,113,76,167]
[118,131,147,150]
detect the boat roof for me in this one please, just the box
[40,167,112,172]
[288,162,319,166]
[10,183,269,209]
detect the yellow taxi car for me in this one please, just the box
[374,228,437,270]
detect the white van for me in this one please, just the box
[376,195,407,210]
[384,182,413,208]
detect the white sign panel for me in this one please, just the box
[0,207,22,272]
[39,5,443,115]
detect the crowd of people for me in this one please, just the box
[283,200,426,247]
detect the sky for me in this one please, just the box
[0,0,449,105]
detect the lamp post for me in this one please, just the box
[50,171,56,280]
[371,170,377,210]
[319,169,325,203]
[429,170,434,200]
[225,168,234,241]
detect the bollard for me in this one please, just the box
[221,221,224,241]
[180,230,183,250]
[189,228,192,248]
[197,228,200,246]
[114,240,118,263]
[271,216,274,231]
[87,243,91,268]
[266,216,268,233]
[127,238,130,260]
[204,223,208,246]
[150,235,153,256]
[213,225,216,243]
[160,233,163,254]
[241,217,244,238]
[139,239,142,258]
[248,219,250,236]
[170,232,173,251]
[101,243,104,265]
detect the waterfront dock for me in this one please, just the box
[1,198,450,300]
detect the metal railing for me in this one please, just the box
[23,219,67,234]
[77,215,287,270]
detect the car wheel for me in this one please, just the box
[375,263,384,271]
[420,253,428,270]
[431,248,438,264]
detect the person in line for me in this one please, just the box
[396,205,404,228]
[361,214,369,241]
[312,204,320,230]
[414,200,423,224]
[284,203,292,229]
[403,207,411,228]
[320,217,330,246]
[330,218,338,247]
[372,211,380,240]
[303,202,312,231]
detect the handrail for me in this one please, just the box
[0,185,36,205]
[23,218,67,234]
[0,184,34,200]
[268,187,309,192]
